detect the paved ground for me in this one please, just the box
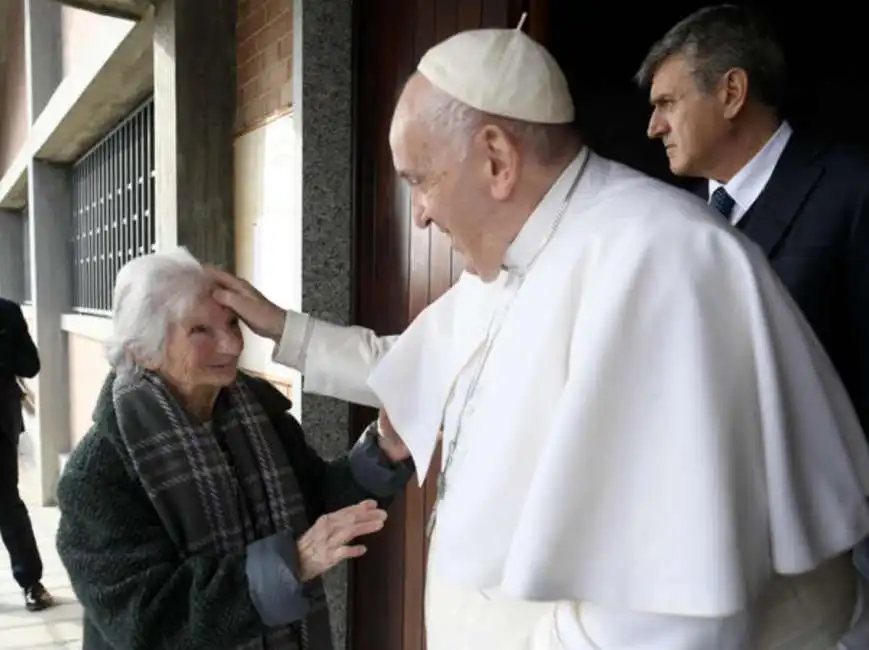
[0,446,83,649]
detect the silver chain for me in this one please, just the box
[426,150,590,539]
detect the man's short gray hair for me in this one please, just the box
[420,85,580,165]
[105,247,209,377]
[635,4,787,111]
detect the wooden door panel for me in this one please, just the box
[350,1,527,649]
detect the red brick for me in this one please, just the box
[266,60,289,90]
[238,101,258,130]
[257,22,279,55]
[237,52,263,87]
[269,14,289,43]
[277,34,292,59]
[245,0,266,16]
[265,0,290,22]
[260,39,280,68]
[241,77,262,104]
[261,89,279,115]
[236,34,256,65]
[235,0,293,131]
[237,7,265,42]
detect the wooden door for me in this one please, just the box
[349,1,526,648]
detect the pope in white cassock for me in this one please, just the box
[212,23,869,650]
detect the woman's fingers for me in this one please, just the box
[297,501,387,581]
[332,544,368,562]
[342,499,379,514]
[322,502,386,532]
[327,518,386,548]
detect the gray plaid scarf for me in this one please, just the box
[112,368,332,650]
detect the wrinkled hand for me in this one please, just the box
[296,500,387,582]
[207,268,287,342]
[376,410,410,463]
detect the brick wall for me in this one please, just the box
[236,0,293,133]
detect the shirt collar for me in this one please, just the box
[708,121,793,215]
[502,147,589,275]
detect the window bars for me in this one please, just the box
[71,97,155,313]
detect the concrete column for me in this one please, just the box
[26,161,73,505]
[23,0,71,504]
[295,1,354,648]
[23,0,63,123]
[0,210,25,303]
[153,0,237,268]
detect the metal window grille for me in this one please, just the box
[71,97,155,314]
[22,208,31,304]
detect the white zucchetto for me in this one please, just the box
[416,25,574,124]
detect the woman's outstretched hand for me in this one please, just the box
[296,500,387,581]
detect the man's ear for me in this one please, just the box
[720,68,749,119]
[480,124,520,201]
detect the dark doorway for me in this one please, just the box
[544,1,869,185]
[350,5,525,650]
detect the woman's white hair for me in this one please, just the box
[106,246,210,377]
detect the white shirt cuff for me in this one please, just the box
[272,310,314,371]
[270,311,386,408]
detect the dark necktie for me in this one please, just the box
[709,186,736,220]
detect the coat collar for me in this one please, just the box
[693,132,827,257]
[738,132,826,256]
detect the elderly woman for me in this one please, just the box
[56,247,414,650]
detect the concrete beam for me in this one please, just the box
[0,10,152,208]
[33,12,151,161]
[25,0,63,122]
[49,0,151,21]
[0,166,28,210]
[153,0,236,268]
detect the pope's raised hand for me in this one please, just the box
[207,267,287,342]
[296,500,387,582]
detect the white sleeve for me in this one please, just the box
[532,601,750,649]
[272,310,397,408]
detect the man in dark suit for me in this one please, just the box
[0,297,54,611]
[636,4,869,438]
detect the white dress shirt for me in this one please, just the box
[709,121,793,224]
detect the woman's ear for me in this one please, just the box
[126,344,156,371]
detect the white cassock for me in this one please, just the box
[275,149,869,649]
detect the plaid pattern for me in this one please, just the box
[112,369,332,650]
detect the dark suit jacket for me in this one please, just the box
[698,132,869,435]
[0,298,40,440]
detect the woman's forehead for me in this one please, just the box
[181,293,233,323]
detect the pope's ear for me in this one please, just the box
[479,124,520,201]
